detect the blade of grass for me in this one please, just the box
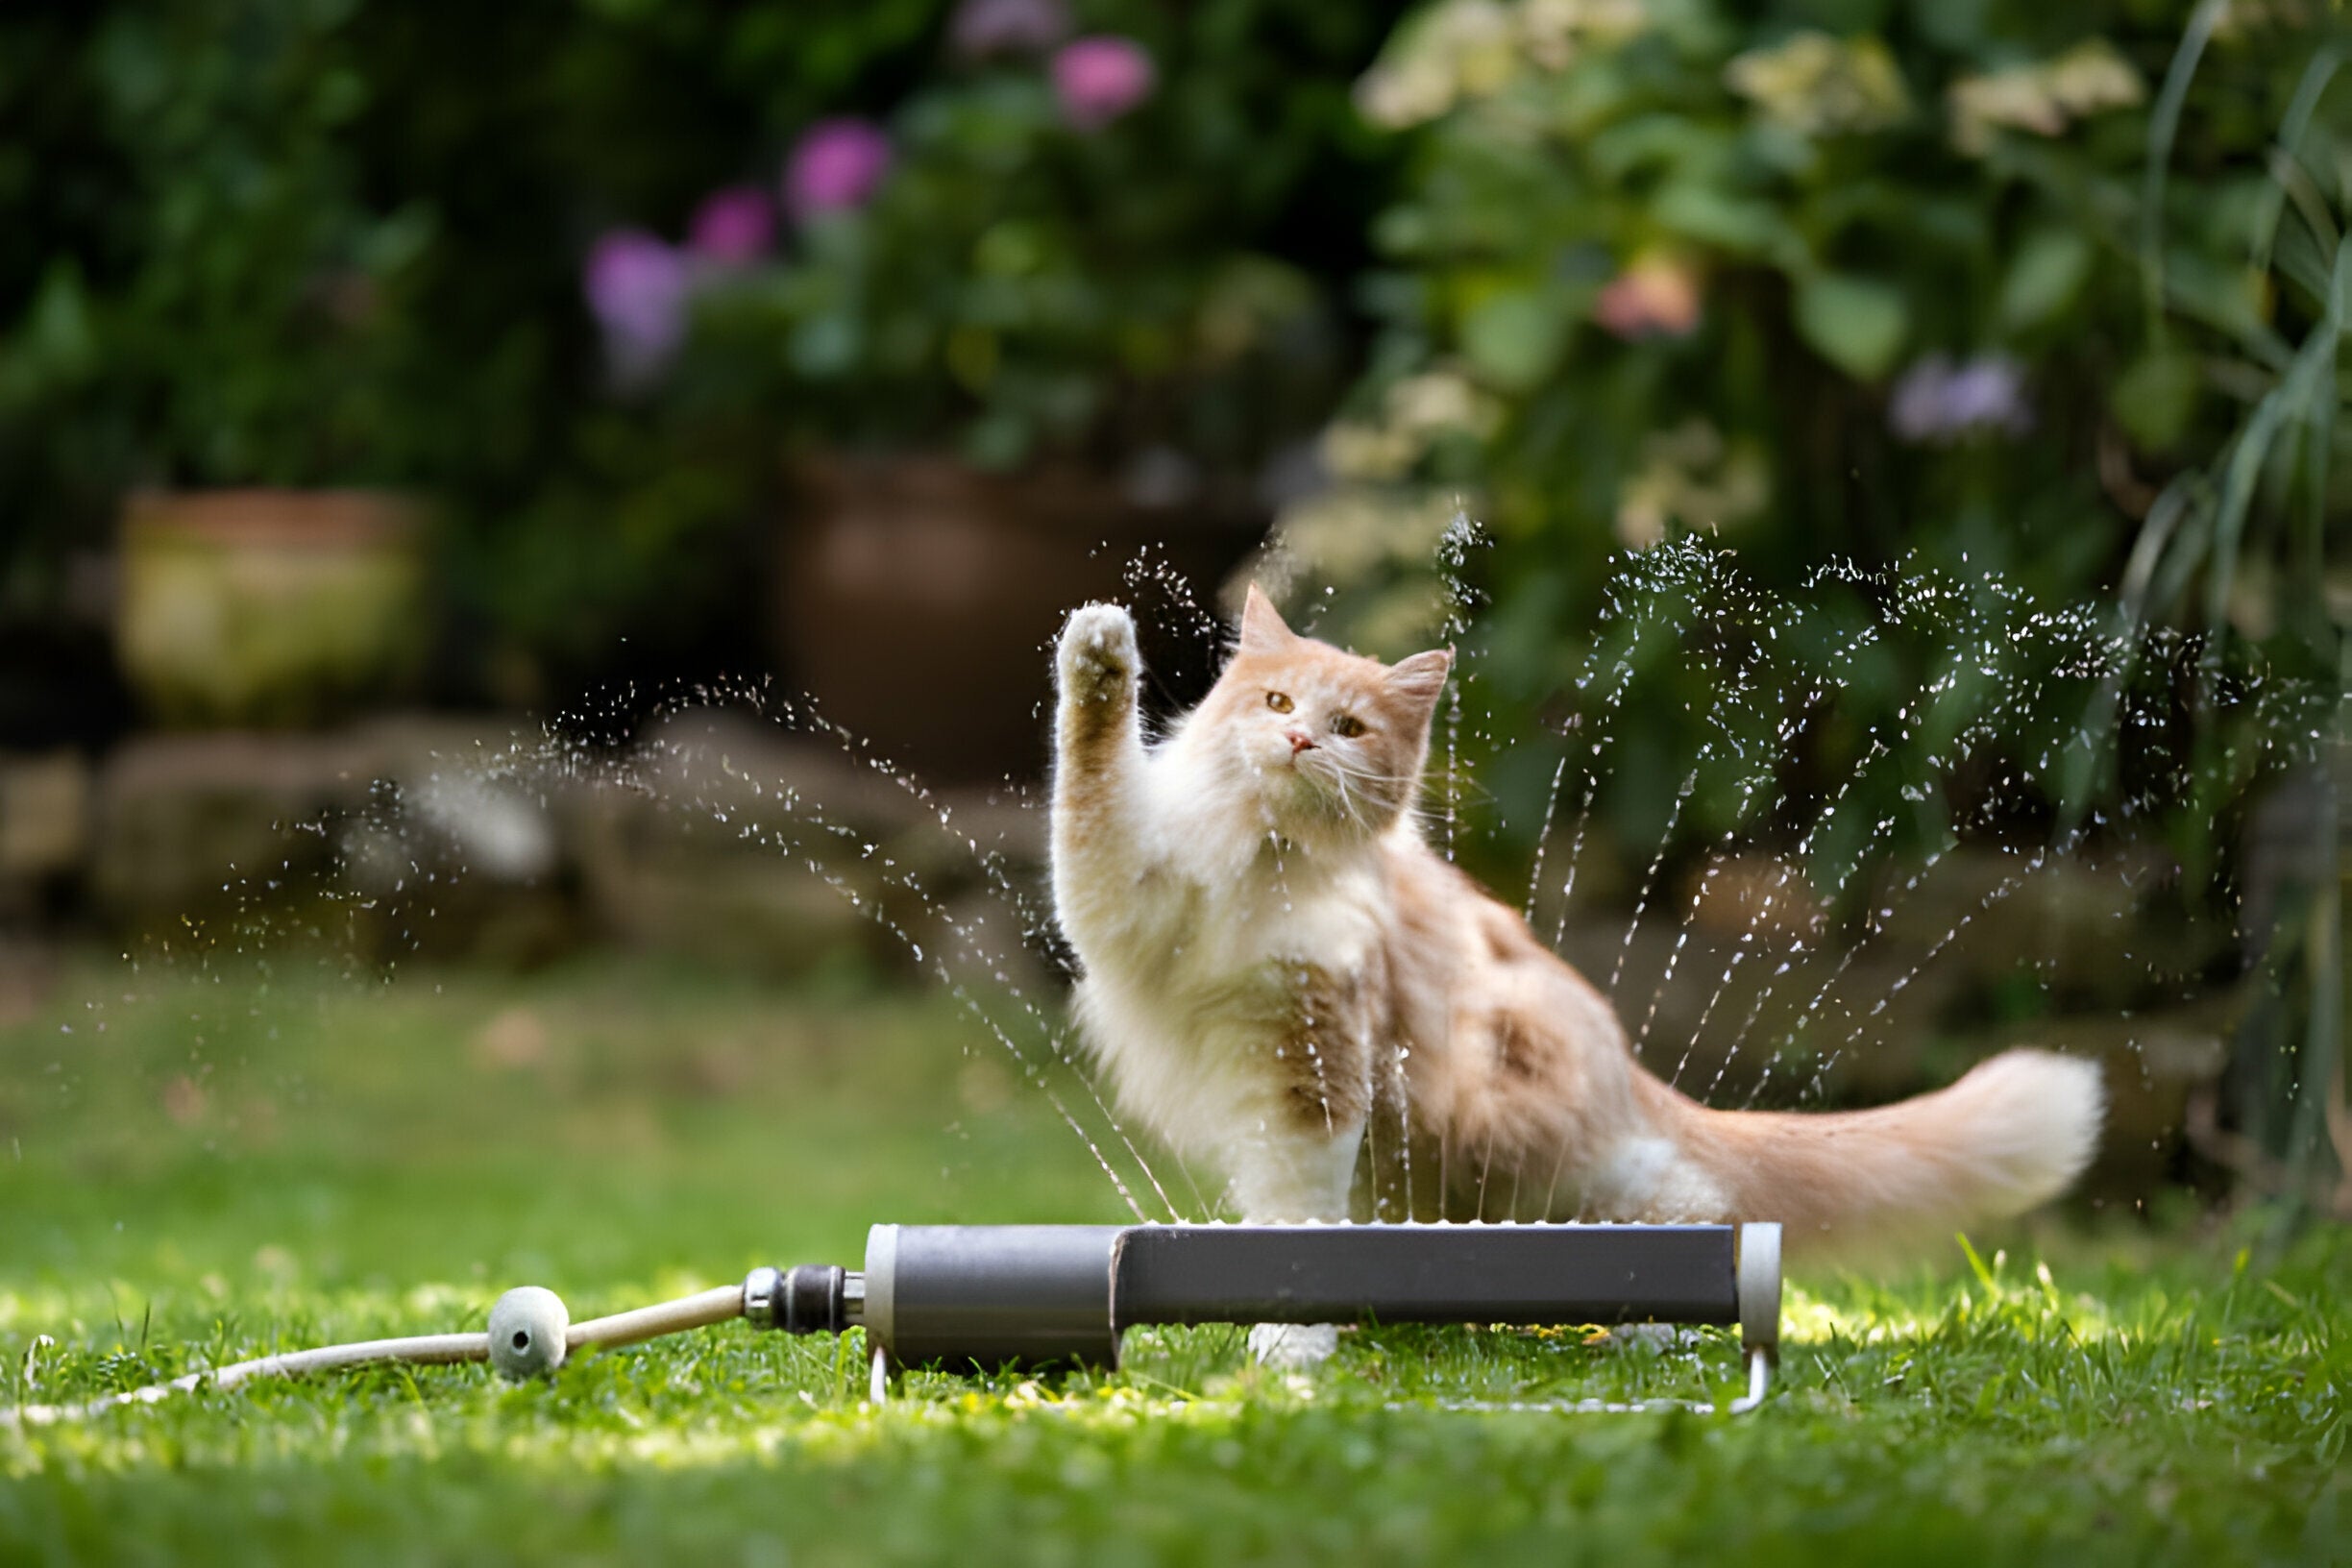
[2141,0,2230,332]
[2202,237,2351,633]
[2252,49,2346,280]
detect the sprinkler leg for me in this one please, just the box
[869,1345,893,1406]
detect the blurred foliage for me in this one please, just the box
[2,0,2340,817]
[0,1,439,596]
[656,3,1408,479]
[0,0,1406,692]
[1263,0,2349,883]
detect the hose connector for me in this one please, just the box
[743,1264,853,1335]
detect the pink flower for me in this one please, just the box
[1052,36,1155,130]
[1593,257,1703,340]
[583,229,691,384]
[784,118,894,220]
[686,185,774,264]
[950,0,1070,57]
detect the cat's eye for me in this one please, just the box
[1265,692,1293,713]
[1330,714,1366,738]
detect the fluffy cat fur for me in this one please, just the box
[1051,589,2104,1360]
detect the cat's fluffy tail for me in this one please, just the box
[1661,1048,2106,1248]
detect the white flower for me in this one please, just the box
[1613,421,1770,549]
[1726,32,1911,136]
[1949,40,2145,156]
[1355,0,1650,129]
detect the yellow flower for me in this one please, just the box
[1385,370,1504,444]
[1355,0,1652,129]
[1320,421,1420,482]
[1319,369,1501,479]
[1355,0,1517,129]
[1949,40,2145,156]
[1614,421,1770,550]
[1726,32,1911,136]
[1519,0,1648,71]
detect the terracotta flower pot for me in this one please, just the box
[116,489,427,728]
[779,455,1263,781]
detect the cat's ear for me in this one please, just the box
[1238,582,1294,654]
[1386,648,1454,723]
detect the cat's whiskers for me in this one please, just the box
[1299,750,1397,830]
[1325,764,1361,828]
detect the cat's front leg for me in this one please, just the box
[1228,1122,1363,1222]
[1052,603,1148,941]
[1228,965,1376,1369]
[1230,1120,1364,1370]
[1247,1320,1342,1370]
[1055,601,1139,753]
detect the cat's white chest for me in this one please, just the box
[1233,869,1382,975]
[1154,842,1384,989]
[1079,756,1384,984]
[1072,823,1383,1128]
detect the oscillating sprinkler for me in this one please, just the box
[8,1222,1783,1423]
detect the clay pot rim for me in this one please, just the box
[123,488,423,551]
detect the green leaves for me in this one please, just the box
[0,260,99,404]
[1652,183,1797,260]
[1459,289,1569,392]
[2110,348,2202,452]
[1793,272,1908,380]
[1998,229,2095,332]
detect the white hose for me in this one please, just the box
[6,1286,745,1427]
[568,1285,744,1351]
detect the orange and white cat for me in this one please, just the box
[1051,588,2104,1363]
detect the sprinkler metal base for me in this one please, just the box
[746,1221,1783,1408]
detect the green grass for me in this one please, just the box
[1,955,2346,1565]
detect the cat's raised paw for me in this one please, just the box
[1247,1321,1339,1370]
[1058,602,1137,689]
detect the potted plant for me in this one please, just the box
[115,489,426,729]
[4,4,438,728]
[576,0,1406,776]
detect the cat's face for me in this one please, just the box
[1194,585,1452,838]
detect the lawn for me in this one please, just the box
[1,955,2344,1565]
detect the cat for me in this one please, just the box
[1050,587,2105,1365]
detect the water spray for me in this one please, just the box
[8,1222,1782,1423]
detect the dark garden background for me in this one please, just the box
[4,5,2351,1561]
[2,0,2348,1368]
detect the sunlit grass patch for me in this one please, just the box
[6,1227,2343,1565]
[3,958,2346,1563]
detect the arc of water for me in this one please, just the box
[1691,592,2032,1105]
[627,719,1186,1222]
[1743,843,2059,1110]
[1656,787,1785,1083]
[1607,770,1698,1001]
[777,703,1190,1213]
[586,718,1167,1217]
[1523,754,1571,923]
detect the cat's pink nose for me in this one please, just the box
[1286,729,1317,754]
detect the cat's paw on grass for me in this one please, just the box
[1247,1321,1339,1369]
